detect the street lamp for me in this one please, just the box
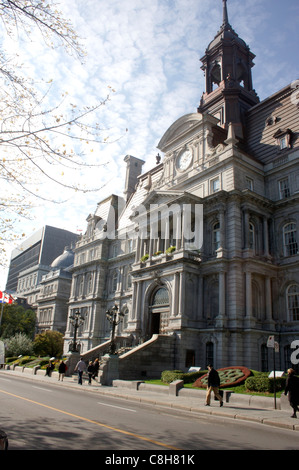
[69,309,85,353]
[106,304,124,355]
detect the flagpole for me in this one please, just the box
[0,298,5,328]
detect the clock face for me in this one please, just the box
[177,149,192,171]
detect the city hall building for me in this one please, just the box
[63,1,299,374]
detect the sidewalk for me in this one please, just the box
[1,367,299,432]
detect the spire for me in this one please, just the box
[222,0,230,29]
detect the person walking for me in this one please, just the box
[92,358,99,381]
[58,360,66,381]
[205,364,223,407]
[74,357,86,385]
[45,360,54,377]
[284,368,299,418]
[87,361,94,385]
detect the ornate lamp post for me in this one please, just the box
[69,309,85,353]
[106,304,124,355]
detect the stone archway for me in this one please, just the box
[149,287,170,336]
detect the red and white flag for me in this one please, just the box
[0,291,15,304]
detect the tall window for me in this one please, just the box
[287,285,299,321]
[206,342,214,366]
[212,222,220,254]
[283,223,298,256]
[211,177,220,193]
[261,344,268,372]
[249,222,255,250]
[279,178,290,199]
[111,270,118,292]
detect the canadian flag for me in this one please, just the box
[0,291,14,304]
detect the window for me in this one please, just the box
[152,288,169,306]
[112,245,118,258]
[212,222,220,253]
[111,271,118,292]
[78,276,84,296]
[206,342,214,366]
[279,178,290,199]
[287,285,299,321]
[127,239,133,253]
[274,128,292,150]
[246,177,254,191]
[249,222,255,250]
[261,344,268,372]
[279,136,287,150]
[87,273,93,294]
[211,177,220,193]
[283,223,298,256]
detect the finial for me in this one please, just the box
[222,0,229,28]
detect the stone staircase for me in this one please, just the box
[77,334,177,382]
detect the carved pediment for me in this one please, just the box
[157,112,219,153]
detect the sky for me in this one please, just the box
[0,0,298,289]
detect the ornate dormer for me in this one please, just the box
[198,0,259,139]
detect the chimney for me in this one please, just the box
[123,155,145,202]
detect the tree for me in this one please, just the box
[0,303,36,338]
[0,1,122,266]
[33,330,64,357]
[4,332,34,357]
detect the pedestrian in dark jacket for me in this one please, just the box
[92,358,99,380]
[87,361,95,384]
[45,360,54,377]
[58,360,66,381]
[205,364,223,407]
[285,368,299,418]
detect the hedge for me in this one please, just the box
[161,370,205,384]
[245,376,286,393]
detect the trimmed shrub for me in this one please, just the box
[161,370,184,383]
[161,369,205,384]
[245,376,286,393]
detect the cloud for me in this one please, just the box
[0,0,298,287]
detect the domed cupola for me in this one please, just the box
[50,247,74,270]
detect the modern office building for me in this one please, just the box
[6,225,78,295]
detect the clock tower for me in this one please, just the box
[198,0,259,139]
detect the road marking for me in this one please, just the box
[0,388,180,450]
[32,386,52,392]
[97,401,136,413]
[0,377,11,382]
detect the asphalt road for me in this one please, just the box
[0,374,298,453]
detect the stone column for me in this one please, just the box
[263,217,270,257]
[178,271,185,317]
[245,271,253,322]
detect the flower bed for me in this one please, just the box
[193,366,252,388]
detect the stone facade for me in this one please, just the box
[63,2,299,373]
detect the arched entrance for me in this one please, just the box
[149,287,170,335]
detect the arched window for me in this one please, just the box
[287,285,299,321]
[152,287,169,306]
[210,62,221,90]
[283,223,298,256]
